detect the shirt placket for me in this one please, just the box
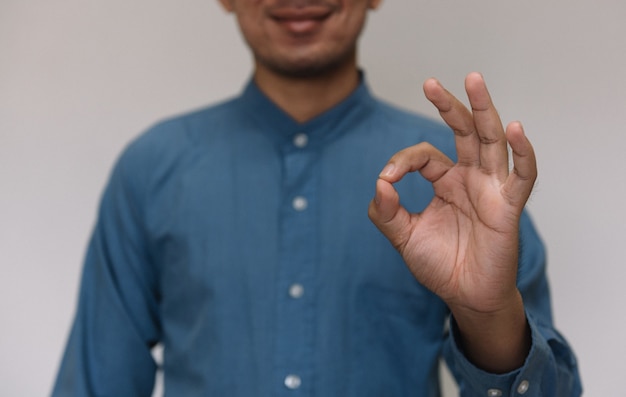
[273,130,318,396]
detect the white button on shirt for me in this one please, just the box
[487,389,503,397]
[293,133,308,148]
[517,380,530,394]
[292,196,308,211]
[289,283,304,299]
[284,374,301,389]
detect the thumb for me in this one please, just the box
[368,178,412,251]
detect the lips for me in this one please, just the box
[269,5,336,35]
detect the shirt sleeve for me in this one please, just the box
[51,141,161,397]
[442,211,583,397]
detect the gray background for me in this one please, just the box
[2,0,625,395]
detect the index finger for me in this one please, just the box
[423,78,480,167]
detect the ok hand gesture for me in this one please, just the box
[368,73,536,373]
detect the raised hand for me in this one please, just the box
[368,72,536,372]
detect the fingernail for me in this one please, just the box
[379,163,395,178]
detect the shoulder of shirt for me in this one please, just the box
[134,95,239,150]
[113,95,242,167]
[102,95,244,198]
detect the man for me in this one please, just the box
[53,0,582,396]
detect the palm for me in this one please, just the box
[403,165,520,311]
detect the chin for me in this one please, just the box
[258,48,355,79]
[268,62,337,78]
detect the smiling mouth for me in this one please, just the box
[269,6,335,34]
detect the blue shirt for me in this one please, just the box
[53,77,582,396]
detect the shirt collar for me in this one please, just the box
[237,72,376,147]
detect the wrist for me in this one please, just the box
[449,291,531,373]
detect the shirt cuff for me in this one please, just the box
[443,311,551,397]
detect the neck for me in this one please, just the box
[253,58,360,123]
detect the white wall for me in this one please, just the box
[2,1,625,395]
